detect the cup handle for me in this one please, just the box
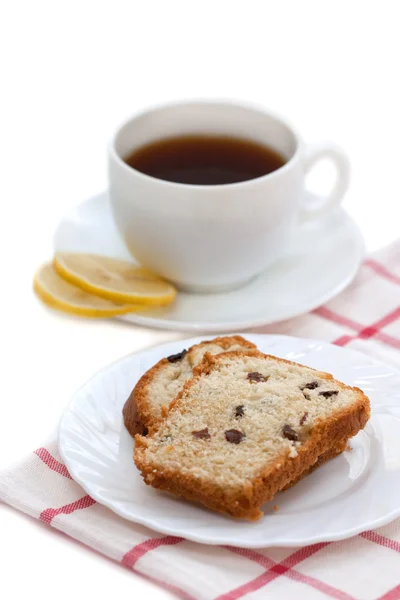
[299,142,350,222]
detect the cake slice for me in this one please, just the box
[123,335,257,436]
[135,350,370,520]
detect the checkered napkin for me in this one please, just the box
[1,241,399,600]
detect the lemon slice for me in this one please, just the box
[53,253,176,306]
[33,263,142,318]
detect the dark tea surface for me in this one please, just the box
[124,135,286,185]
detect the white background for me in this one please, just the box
[0,2,399,599]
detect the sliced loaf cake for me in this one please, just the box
[135,350,370,520]
[123,335,257,436]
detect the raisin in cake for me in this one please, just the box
[135,350,370,520]
[123,336,257,436]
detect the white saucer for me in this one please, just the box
[54,193,364,332]
[59,334,400,548]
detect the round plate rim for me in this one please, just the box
[120,211,365,332]
[59,333,400,547]
[54,193,366,332]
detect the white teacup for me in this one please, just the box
[108,101,349,293]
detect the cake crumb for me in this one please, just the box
[346,444,352,451]
[136,349,369,520]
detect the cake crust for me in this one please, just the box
[135,350,371,520]
[123,336,257,436]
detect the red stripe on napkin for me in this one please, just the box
[34,448,72,479]
[40,495,96,524]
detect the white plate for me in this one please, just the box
[59,334,400,548]
[54,194,365,332]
